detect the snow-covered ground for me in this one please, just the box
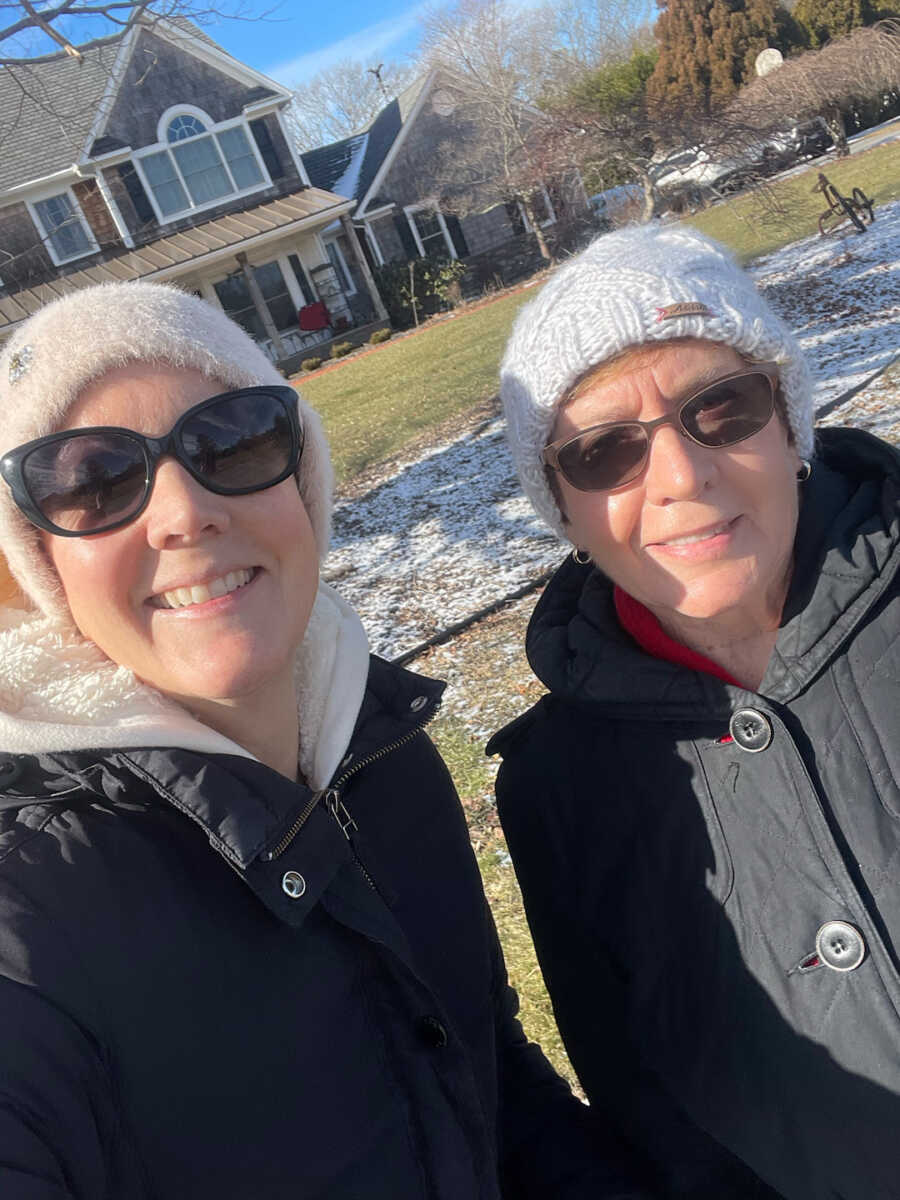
[324,200,900,660]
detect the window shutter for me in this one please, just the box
[505,200,525,236]
[444,213,469,259]
[394,214,419,259]
[288,253,315,304]
[250,119,285,181]
[117,162,155,225]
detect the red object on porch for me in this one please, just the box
[298,302,330,331]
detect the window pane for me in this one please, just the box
[411,209,448,256]
[217,126,264,190]
[172,137,231,206]
[214,274,266,341]
[167,114,206,142]
[141,151,189,216]
[34,194,92,260]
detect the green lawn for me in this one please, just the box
[295,287,538,482]
[687,139,900,261]
[295,139,899,487]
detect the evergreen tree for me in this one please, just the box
[648,0,798,112]
[793,0,877,47]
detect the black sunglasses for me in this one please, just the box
[0,385,303,537]
[542,364,779,493]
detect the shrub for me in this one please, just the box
[368,327,392,345]
[330,340,354,359]
[371,255,467,329]
[300,356,322,372]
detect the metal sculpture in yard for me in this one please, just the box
[814,171,875,235]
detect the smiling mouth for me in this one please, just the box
[652,518,736,548]
[150,567,258,610]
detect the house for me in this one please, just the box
[301,72,594,300]
[0,20,389,372]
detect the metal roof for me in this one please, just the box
[0,187,352,336]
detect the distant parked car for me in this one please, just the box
[590,184,644,229]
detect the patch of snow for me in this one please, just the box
[325,198,900,661]
[329,132,368,200]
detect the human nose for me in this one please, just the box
[143,458,231,549]
[642,420,717,506]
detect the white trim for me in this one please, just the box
[243,97,288,118]
[276,107,311,186]
[356,71,436,218]
[518,184,556,231]
[26,187,100,267]
[79,25,139,158]
[93,170,135,248]
[277,253,305,309]
[319,233,357,295]
[84,146,135,168]
[403,203,457,259]
[361,202,394,220]
[157,103,213,145]
[359,222,384,267]
[2,167,80,202]
[132,113,272,224]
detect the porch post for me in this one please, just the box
[235,252,287,361]
[339,213,389,323]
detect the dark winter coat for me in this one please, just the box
[0,654,648,1199]
[489,427,900,1200]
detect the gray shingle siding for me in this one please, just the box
[101,30,273,151]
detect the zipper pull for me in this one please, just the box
[324,788,358,840]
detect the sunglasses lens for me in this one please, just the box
[681,373,774,447]
[557,423,648,491]
[181,391,297,491]
[24,433,147,534]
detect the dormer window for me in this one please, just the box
[134,106,269,221]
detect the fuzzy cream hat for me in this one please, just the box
[501,223,815,539]
[0,281,333,620]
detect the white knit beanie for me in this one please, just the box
[0,281,334,620]
[501,223,815,539]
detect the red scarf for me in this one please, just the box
[613,586,740,686]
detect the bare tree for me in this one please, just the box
[0,0,249,67]
[288,57,419,150]
[729,18,900,153]
[415,0,570,259]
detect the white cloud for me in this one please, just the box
[265,4,427,85]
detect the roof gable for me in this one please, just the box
[301,73,432,212]
[0,18,291,196]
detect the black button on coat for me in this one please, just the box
[0,656,648,1199]
[489,428,900,1200]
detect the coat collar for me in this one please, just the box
[526,427,900,719]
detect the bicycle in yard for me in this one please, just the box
[814,172,875,236]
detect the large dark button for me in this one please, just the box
[816,921,866,972]
[728,708,773,753]
[0,756,24,788]
[417,1015,448,1049]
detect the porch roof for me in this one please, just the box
[0,186,354,338]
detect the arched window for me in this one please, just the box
[167,114,207,142]
[136,107,269,219]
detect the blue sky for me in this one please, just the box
[208,0,428,85]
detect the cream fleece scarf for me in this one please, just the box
[0,581,370,791]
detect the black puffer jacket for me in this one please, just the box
[0,655,648,1199]
[489,427,900,1200]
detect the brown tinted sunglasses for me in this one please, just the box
[542,363,779,493]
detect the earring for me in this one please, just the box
[572,547,592,565]
[797,459,812,482]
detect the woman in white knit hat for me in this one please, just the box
[488,224,900,1200]
[0,282,651,1199]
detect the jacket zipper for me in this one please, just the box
[262,705,440,868]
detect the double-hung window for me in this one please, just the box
[137,108,268,220]
[405,205,456,258]
[31,191,96,264]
